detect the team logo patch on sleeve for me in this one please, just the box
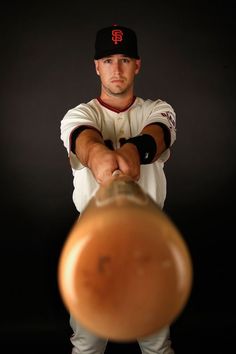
[161,112,176,128]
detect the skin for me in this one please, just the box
[75,54,167,184]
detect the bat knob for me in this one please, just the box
[112,169,122,177]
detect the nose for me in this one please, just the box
[112,60,122,75]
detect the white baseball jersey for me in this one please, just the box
[60,97,176,212]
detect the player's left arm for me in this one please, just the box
[118,122,170,166]
[115,123,170,180]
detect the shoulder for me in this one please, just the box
[133,97,175,116]
[133,97,173,109]
[63,99,100,119]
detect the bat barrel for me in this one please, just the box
[58,176,193,341]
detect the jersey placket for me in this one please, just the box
[114,112,130,148]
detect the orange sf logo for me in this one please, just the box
[112,29,123,45]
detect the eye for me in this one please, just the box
[122,58,130,63]
[103,58,112,64]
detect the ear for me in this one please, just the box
[134,59,141,75]
[94,60,100,76]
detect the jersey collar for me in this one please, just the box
[97,96,136,113]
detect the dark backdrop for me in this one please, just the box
[1,1,235,353]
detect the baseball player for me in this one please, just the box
[60,25,176,354]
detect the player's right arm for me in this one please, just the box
[73,127,119,184]
[74,127,141,184]
[61,103,141,183]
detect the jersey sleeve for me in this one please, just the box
[142,99,176,147]
[60,102,100,170]
[139,99,176,163]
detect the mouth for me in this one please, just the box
[111,77,124,83]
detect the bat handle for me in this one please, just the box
[95,170,148,207]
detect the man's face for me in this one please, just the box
[94,54,141,96]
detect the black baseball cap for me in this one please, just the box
[94,25,140,60]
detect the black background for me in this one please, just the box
[1,1,235,353]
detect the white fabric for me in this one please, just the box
[70,316,174,354]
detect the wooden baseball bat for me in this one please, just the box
[58,172,193,341]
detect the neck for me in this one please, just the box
[99,91,135,111]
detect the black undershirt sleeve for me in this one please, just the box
[152,122,171,148]
[70,126,102,154]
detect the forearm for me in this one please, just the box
[120,123,170,165]
[74,128,105,167]
[74,127,119,183]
